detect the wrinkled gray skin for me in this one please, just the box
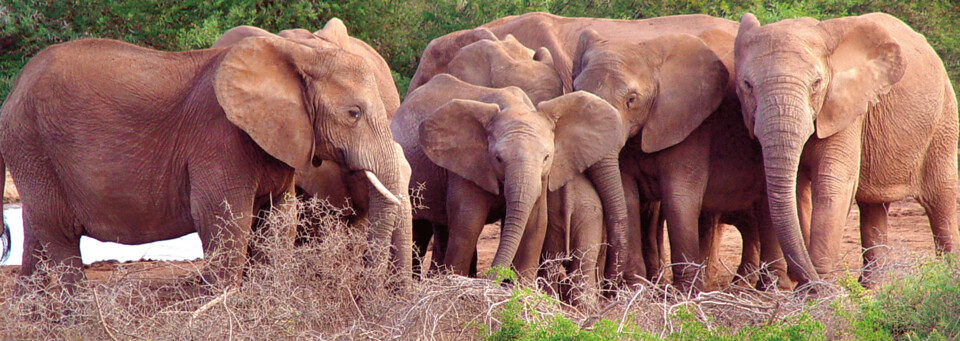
[735,13,959,287]
[0,33,410,294]
[573,28,789,290]
[394,74,623,283]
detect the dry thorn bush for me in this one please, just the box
[0,197,928,339]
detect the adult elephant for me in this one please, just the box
[0,35,411,294]
[394,74,623,282]
[734,13,959,286]
[213,19,402,229]
[572,29,788,290]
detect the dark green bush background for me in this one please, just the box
[2,0,958,100]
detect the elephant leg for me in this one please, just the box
[653,206,666,281]
[756,198,791,290]
[543,186,572,291]
[190,181,256,288]
[15,182,84,296]
[442,176,494,276]
[858,201,889,287]
[797,167,813,249]
[918,137,960,256]
[566,176,604,307]
[698,213,723,291]
[15,229,45,296]
[658,130,710,290]
[412,219,433,275]
[619,174,647,286]
[429,223,448,275]
[809,131,860,278]
[248,184,297,266]
[511,182,549,283]
[729,213,761,288]
[661,191,705,290]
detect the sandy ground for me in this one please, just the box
[0,197,942,296]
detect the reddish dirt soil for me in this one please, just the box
[0,198,942,295]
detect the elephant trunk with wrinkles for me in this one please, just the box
[364,142,413,279]
[754,95,819,284]
[491,160,543,269]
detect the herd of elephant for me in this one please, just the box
[1,11,957,305]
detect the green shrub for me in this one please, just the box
[849,256,960,340]
[480,287,825,340]
[1,0,958,101]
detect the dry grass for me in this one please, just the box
[0,198,939,340]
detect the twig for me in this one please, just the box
[93,288,120,341]
[191,287,239,319]
[580,296,624,329]
[617,285,645,333]
[766,301,782,326]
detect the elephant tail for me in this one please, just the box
[0,154,9,264]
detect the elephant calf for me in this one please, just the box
[0,31,411,294]
[394,74,623,282]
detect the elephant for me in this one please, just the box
[734,13,959,287]
[408,13,741,284]
[0,33,412,294]
[429,34,618,303]
[393,74,623,282]
[409,13,799,290]
[572,28,789,290]
[212,19,402,230]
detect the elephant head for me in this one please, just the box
[213,35,412,275]
[572,29,729,152]
[447,34,563,104]
[734,14,905,283]
[415,74,623,272]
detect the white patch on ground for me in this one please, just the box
[2,206,203,266]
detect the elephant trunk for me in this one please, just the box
[490,161,543,272]
[585,152,628,280]
[363,142,413,280]
[755,93,819,286]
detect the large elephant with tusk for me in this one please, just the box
[0,21,412,294]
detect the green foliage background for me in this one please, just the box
[1,0,958,100]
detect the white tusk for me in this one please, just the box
[365,170,402,206]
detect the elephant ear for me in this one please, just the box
[572,29,606,82]
[641,34,728,153]
[419,99,501,194]
[315,18,350,48]
[533,47,554,65]
[278,28,329,48]
[408,28,499,94]
[816,18,905,138]
[214,36,315,169]
[212,25,274,48]
[447,39,496,86]
[539,91,625,191]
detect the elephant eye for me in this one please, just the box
[625,93,638,109]
[543,154,549,162]
[348,107,362,120]
[743,80,753,90]
[495,155,503,163]
[811,77,822,91]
